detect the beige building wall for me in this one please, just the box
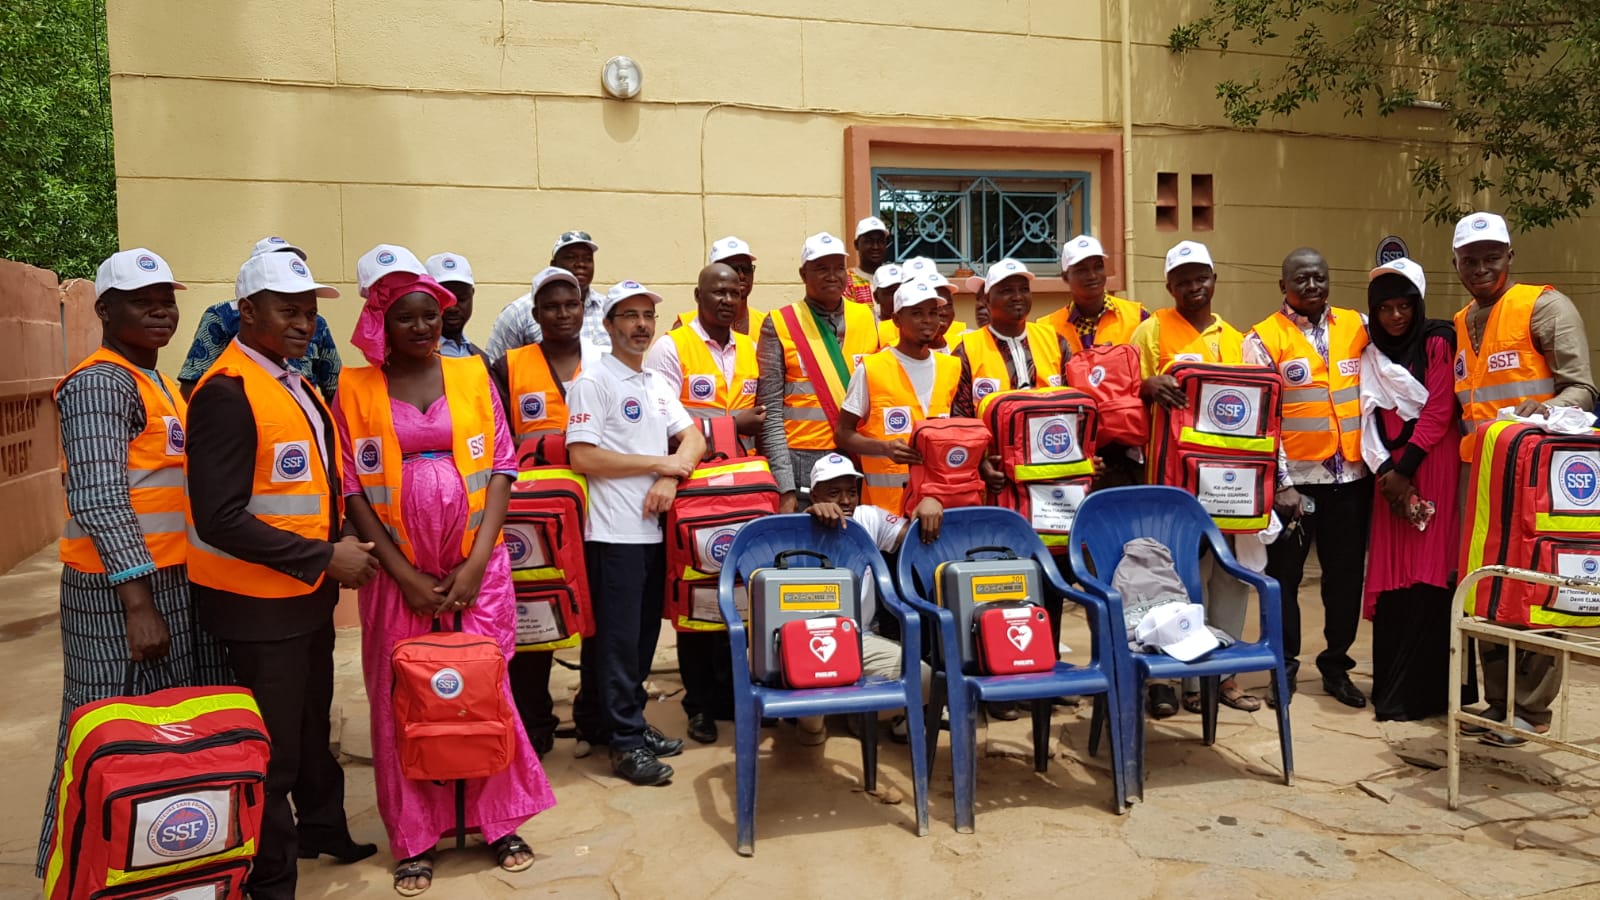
[108,0,1596,378]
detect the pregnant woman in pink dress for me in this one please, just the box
[334,266,554,895]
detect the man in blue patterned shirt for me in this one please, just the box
[177,236,342,401]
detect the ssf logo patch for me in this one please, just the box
[973,378,1000,402]
[148,798,217,859]
[1037,419,1074,459]
[136,254,159,272]
[431,667,464,700]
[273,441,313,482]
[519,392,546,422]
[163,416,185,455]
[688,375,717,401]
[1087,366,1107,388]
[1455,351,1468,381]
[467,433,486,460]
[503,527,532,566]
[1207,390,1251,432]
[1282,360,1311,386]
[377,250,396,266]
[355,437,383,475]
[945,446,969,468]
[740,378,758,396]
[883,407,911,435]
[621,397,643,423]
[707,528,738,565]
[1486,350,1521,373]
[1559,456,1600,507]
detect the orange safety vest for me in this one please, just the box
[506,344,579,444]
[855,348,961,511]
[877,319,969,349]
[337,357,501,561]
[674,307,768,339]
[1152,307,1245,372]
[667,323,759,418]
[185,342,338,598]
[1249,308,1368,463]
[1454,283,1557,461]
[56,348,189,573]
[770,300,881,450]
[954,323,1066,404]
[1045,295,1148,354]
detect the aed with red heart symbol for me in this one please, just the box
[972,602,1056,675]
[777,617,863,689]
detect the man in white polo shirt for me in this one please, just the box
[566,280,706,786]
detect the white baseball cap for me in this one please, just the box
[531,266,581,299]
[902,256,938,279]
[1453,212,1511,249]
[1061,234,1105,268]
[551,229,599,257]
[236,251,340,300]
[854,216,890,238]
[602,279,664,317]
[1135,602,1220,662]
[872,263,906,290]
[800,232,847,264]
[893,280,942,313]
[356,244,426,297]
[1164,240,1215,275]
[1369,256,1427,298]
[810,452,862,489]
[708,236,756,264]
[982,258,1034,292]
[95,249,187,299]
[425,252,474,286]
[250,235,305,259]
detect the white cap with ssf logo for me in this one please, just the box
[356,244,426,298]
[1164,240,1214,275]
[1061,234,1106,268]
[425,252,474,286]
[236,251,341,300]
[95,249,187,299]
[810,453,862,489]
[1135,602,1220,662]
[801,232,847,264]
[708,236,756,264]
[1453,212,1512,249]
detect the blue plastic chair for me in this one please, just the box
[717,514,930,856]
[895,507,1130,830]
[1067,486,1294,801]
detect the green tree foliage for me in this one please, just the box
[1170,1,1600,231]
[0,0,115,278]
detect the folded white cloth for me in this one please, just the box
[1234,511,1283,573]
[1496,404,1597,434]
[1359,344,1430,471]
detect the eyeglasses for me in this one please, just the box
[727,263,756,276]
[610,310,658,323]
[558,230,593,244]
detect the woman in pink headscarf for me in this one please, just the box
[332,265,553,895]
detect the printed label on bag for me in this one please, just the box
[1026,414,1083,464]
[1194,463,1260,517]
[1551,450,1600,514]
[970,573,1030,602]
[502,523,550,569]
[1194,383,1264,436]
[516,598,563,644]
[1028,482,1087,532]
[1549,549,1600,614]
[691,583,749,623]
[778,582,841,611]
[131,789,232,868]
[693,524,741,573]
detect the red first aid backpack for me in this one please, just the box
[905,417,991,515]
[973,601,1056,675]
[1148,363,1282,533]
[507,467,593,651]
[695,413,750,460]
[516,434,568,468]
[979,387,1099,483]
[778,617,863,688]
[43,685,270,900]
[665,457,781,631]
[391,615,516,782]
[1065,344,1148,447]
[1461,421,1600,626]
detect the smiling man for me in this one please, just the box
[1244,247,1373,711]
[1044,234,1149,353]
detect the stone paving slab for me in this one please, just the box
[1123,806,1357,880]
[1383,838,1600,899]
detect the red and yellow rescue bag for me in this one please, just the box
[979,387,1099,484]
[392,617,516,782]
[1065,344,1148,448]
[43,686,269,900]
[905,417,991,515]
[1148,363,1282,533]
[664,457,781,632]
[507,467,593,651]
[1461,420,1600,626]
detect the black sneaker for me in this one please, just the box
[643,725,684,758]
[611,747,674,786]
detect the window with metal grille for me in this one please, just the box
[873,168,1092,273]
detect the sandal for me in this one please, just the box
[1219,681,1262,712]
[1147,683,1178,719]
[1479,716,1550,748]
[1181,692,1204,714]
[491,833,535,873]
[393,852,434,897]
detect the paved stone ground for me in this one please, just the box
[5,546,1600,898]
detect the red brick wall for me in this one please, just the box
[0,260,71,572]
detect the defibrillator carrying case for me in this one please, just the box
[973,601,1056,675]
[776,616,863,688]
[934,547,1046,672]
[747,549,860,685]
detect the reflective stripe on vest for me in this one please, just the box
[56,348,189,573]
[506,343,575,444]
[1453,283,1556,461]
[1047,295,1147,355]
[954,322,1065,400]
[668,323,758,417]
[184,342,336,598]
[337,357,500,562]
[1152,308,1245,372]
[1249,309,1367,463]
[771,300,881,450]
[855,348,960,512]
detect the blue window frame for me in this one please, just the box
[872,168,1092,274]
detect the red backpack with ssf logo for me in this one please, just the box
[1065,344,1148,448]
[979,388,1099,547]
[1148,363,1282,533]
[43,685,270,900]
[664,457,781,632]
[391,613,517,783]
[506,467,593,651]
[905,417,991,515]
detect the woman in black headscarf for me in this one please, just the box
[1360,258,1461,721]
